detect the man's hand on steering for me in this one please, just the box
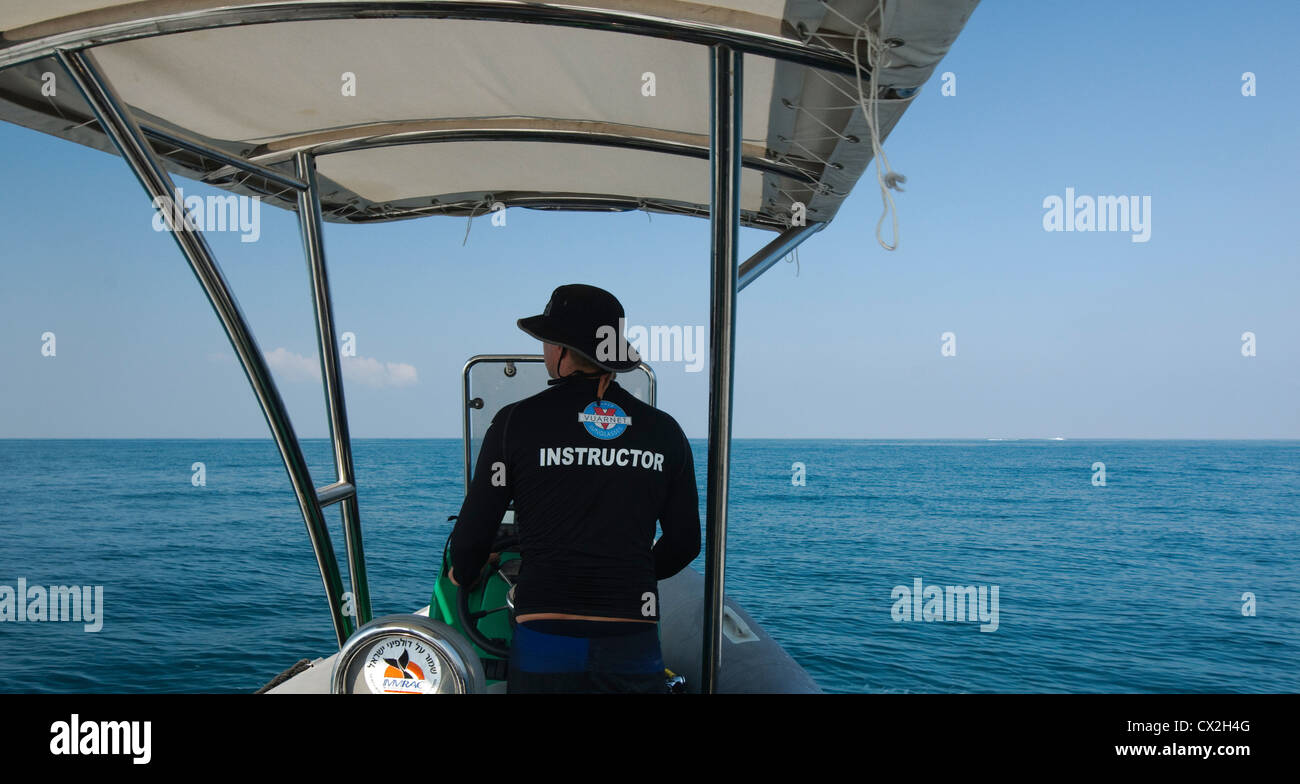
[449,552,501,588]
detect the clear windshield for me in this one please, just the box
[463,356,655,490]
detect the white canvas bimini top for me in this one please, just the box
[0,1,979,230]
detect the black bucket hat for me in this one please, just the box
[517,284,641,372]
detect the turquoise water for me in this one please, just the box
[0,439,1296,693]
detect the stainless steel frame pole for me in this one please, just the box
[145,125,307,192]
[58,48,354,647]
[702,43,742,695]
[296,151,371,626]
[737,221,825,291]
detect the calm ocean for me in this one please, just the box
[1,439,1297,693]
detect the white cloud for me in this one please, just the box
[342,355,419,388]
[264,347,321,383]
[263,347,418,389]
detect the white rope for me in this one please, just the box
[784,244,801,277]
[461,195,495,246]
[777,180,844,206]
[820,0,907,251]
[42,92,69,122]
[770,149,823,182]
[776,187,809,206]
[785,100,857,142]
[786,132,854,143]
[808,68,873,106]
[785,138,838,169]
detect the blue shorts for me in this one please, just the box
[508,620,666,694]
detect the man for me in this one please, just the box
[449,284,701,693]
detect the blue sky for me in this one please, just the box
[1,1,1297,439]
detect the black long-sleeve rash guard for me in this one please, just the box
[449,375,701,621]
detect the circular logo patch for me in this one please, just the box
[363,639,442,694]
[579,400,631,440]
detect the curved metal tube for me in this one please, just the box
[1,2,868,78]
[56,48,355,647]
[297,151,371,627]
[248,124,819,185]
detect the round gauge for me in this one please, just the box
[332,614,485,694]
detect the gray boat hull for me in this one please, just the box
[267,567,820,693]
[658,567,821,693]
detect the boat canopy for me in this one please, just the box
[0,2,980,687]
[0,0,977,231]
